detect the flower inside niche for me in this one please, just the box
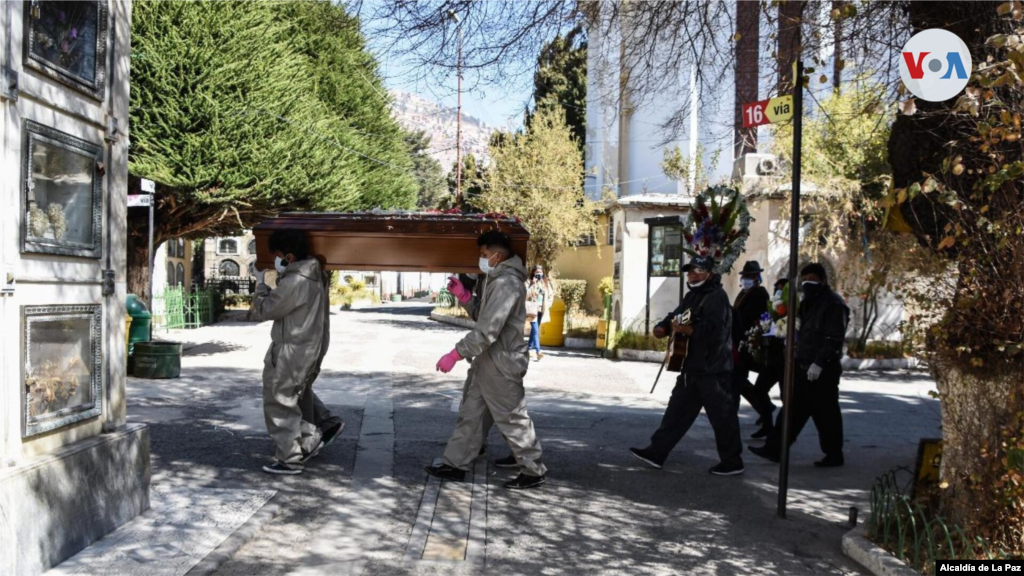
[31,2,99,83]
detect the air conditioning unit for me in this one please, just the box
[732,153,780,180]
[757,156,779,175]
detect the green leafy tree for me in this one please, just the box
[445,153,486,212]
[128,0,416,299]
[525,27,587,158]
[480,107,600,267]
[662,143,723,196]
[405,130,448,209]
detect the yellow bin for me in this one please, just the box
[596,319,618,350]
[125,315,133,362]
[539,298,565,347]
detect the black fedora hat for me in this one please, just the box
[740,261,764,276]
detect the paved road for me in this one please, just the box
[122,303,940,575]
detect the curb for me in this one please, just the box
[615,348,666,363]
[841,357,921,371]
[564,337,597,349]
[185,493,282,576]
[429,311,475,330]
[841,528,921,576]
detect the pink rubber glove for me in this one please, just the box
[436,349,462,373]
[447,276,472,304]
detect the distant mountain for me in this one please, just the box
[390,90,493,171]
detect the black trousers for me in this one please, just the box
[765,361,843,457]
[745,340,785,423]
[649,372,743,467]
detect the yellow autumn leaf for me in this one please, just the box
[937,236,956,250]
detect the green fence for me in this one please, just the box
[155,286,215,331]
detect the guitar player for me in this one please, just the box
[629,255,746,476]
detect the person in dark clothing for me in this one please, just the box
[748,277,790,439]
[749,263,850,467]
[630,255,744,476]
[732,261,771,417]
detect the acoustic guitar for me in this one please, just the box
[666,308,694,372]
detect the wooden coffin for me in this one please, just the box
[253,212,530,273]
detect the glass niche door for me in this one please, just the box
[21,121,103,258]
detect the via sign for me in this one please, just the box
[127,194,152,207]
[742,95,794,128]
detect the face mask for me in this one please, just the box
[741,278,755,291]
[800,281,820,294]
[479,256,494,275]
[274,256,288,274]
[774,290,783,299]
[534,274,543,281]
[687,279,706,289]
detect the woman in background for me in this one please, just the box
[526,265,553,361]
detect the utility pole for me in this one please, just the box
[448,11,463,206]
[777,59,804,519]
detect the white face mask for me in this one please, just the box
[774,290,783,299]
[741,278,755,291]
[478,256,493,275]
[274,256,288,274]
[687,279,706,289]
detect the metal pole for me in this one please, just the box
[455,22,463,206]
[645,226,652,335]
[147,199,154,340]
[777,60,803,519]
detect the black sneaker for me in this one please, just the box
[748,444,781,463]
[320,421,345,448]
[301,440,326,464]
[504,473,546,490]
[263,460,303,475]
[750,425,772,439]
[709,461,745,476]
[814,454,845,468]
[424,463,466,481]
[629,447,664,470]
[494,455,518,468]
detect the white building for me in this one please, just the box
[0,2,148,574]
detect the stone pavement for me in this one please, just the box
[55,302,941,575]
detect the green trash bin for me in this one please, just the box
[132,341,183,379]
[126,294,152,375]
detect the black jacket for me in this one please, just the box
[732,285,770,350]
[655,276,733,375]
[795,284,850,367]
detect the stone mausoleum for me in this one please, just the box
[0,2,149,574]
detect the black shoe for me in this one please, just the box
[425,463,466,481]
[263,460,303,475]
[709,461,745,476]
[629,447,664,470]
[814,454,845,467]
[301,440,326,464]
[504,473,546,490]
[320,421,345,448]
[750,425,772,439]
[748,444,780,463]
[494,455,518,468]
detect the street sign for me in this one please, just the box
[140,178,155,193]
[742,95,795,128]
[742,99,770,128]
[127,194,152,207]
[766,95,794,124]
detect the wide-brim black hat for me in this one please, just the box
[740,260,764,276]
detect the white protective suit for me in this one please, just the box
[250,258,326,464]
[442,255,547,476]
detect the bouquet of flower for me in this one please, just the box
[739,311,774,365]
[681,185,752,274]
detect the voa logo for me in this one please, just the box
[899,29,972,102]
